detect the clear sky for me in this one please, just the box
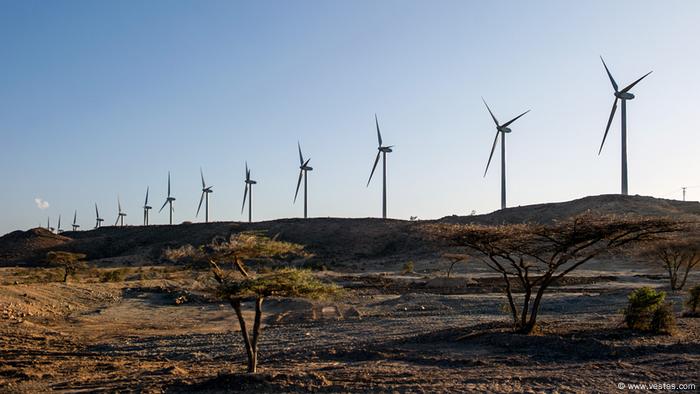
[2,0,699,234]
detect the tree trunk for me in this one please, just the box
[501,272,520,327]
[251,298,264,370]
[521,281,549,334]
[63,268,69,283]
[231,299,257,373]
[520,287,532,329]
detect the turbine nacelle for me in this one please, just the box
[379,146,393,153]
[202,187,213,193]
[166,197,176,202]
[246,180,257,185]
[615,91,635,100]
[497,126,512,133]
[144,205,152,210]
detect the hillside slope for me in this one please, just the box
[1,194,697,265]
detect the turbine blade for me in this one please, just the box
[145,187,149,205]
[73,210,77,225]
[375,114,382,146]
[200,168,205,189]
[484,131,500,177]
[167,171,171,197]
[482,98,500,126]
[303,158,311,167]
[501,110,531,128]
[115,216,120,226]
[196,191,205,217]
[621,71,653,93]
[599,98,619,155]
[298,142,304,165]
[294,169,303,203]
[600,56,619,92]
[95,203,99,218]
[118,197,122,212]
[159,199,168,213]
[367,151,381,186]
[241,185,248,214]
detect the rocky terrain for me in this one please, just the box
[1,194,699,392]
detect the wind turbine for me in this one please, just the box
[115,196,126,226]
[598,57,653,196]
[95,203,104,228]
[47,217,54,233]
[57,215,63,234]
[196,168,213,223]
[482,98,530,210]
[71,210,79,231]
[241,162,256,223]
[294,142,313,218]
[159,172,176,225]
[367,114,394,219]
[143,187,152,225]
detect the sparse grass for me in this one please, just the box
[100,268,129,283]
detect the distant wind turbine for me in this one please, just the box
[241,162,256,223]
[95,203,104,228]
[57,214,63,234]
[71,210,79,231]
[115,196,126,226]
[367,114,394,219]
[482,98,530,210]
[598,57,653,196]
[294,142,313,218]
[47,217,54,233]
[143,187,152,225]
[159,172,176,225]
[196,168,213,223]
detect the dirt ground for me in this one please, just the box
[1,260,699,393]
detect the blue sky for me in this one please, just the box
[1,1,699,234]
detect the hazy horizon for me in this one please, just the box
[2,1,700,234]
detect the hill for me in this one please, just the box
[1,194,698,266]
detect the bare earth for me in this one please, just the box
[1,259,698,393]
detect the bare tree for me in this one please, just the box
[201,233,340,373]
[46,251,88,282]
[638,233,700,291]
[427,215,685,334]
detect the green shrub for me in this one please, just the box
[624,287,666,331]
[650,303,676,334]
[684,285,700,316]
[100,269,128,283]
[402,261,415,274]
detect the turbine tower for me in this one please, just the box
[115,196,126,226]
[367,114,394,219]
[294,142,313,218]
[197,168,213,223]
[159,172,176,225]
[143,187,152,225]
[241,162,256,223]
[57,215,63,234]
[47,217,54,233]
[482,98,530,210]
[95,203,104,228]
[598,57,653,196]
[71,210,79,231]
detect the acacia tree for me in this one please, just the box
[638,233,700,291]
[201,233,339,373]
[427,215,685,334]
[46,251,88,282]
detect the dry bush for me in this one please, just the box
[684,285,700,317]
[426,214,686,334]
[46,251,88,283]
[650,303,677,335]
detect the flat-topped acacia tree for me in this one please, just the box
[427,214,685,334]
[46,251,88,283]
[202,233,340,373]
[637,231,700,291]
